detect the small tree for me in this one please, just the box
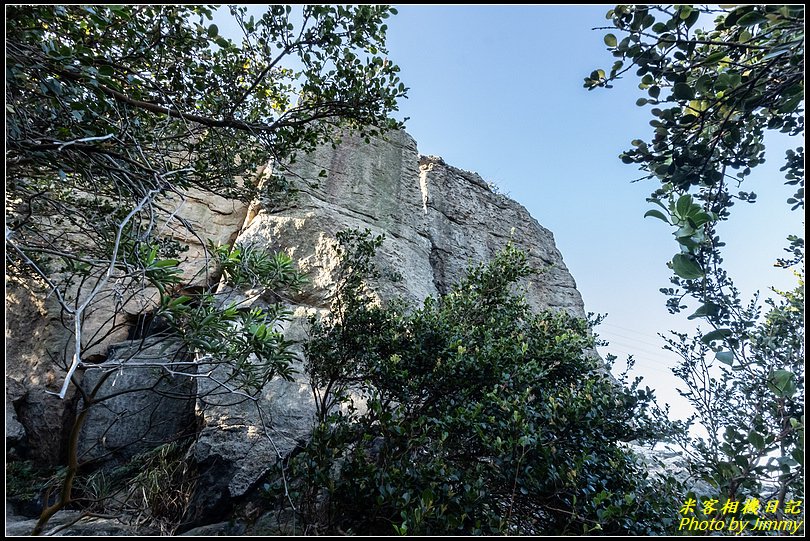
[6,3,406,396]
[587,3,804,515]
[27,243,308,535]
[5,4,407,534]
[268,230,679,535]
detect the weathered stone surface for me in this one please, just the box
[190,129,589,515]
[236,131,585,315]
[417,155,585,314]
[180,520,248,536]
[187,312,316,525]
[161,187,250,287]
[5,510,149,536]
[5,378,27,459]
[7,127,593,529]
[63,187,250,359]
[250,508,298,535]
[77,338,197,465]
[6,187,248,468]
[5,279,76,465]
[16,389,79,467]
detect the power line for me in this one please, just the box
[596,327,667,349]
[598,337,674,360]
[596,348,677,377]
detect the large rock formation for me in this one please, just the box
[6,129,589,527]
[237,130,584,315]
[187,129,588,522]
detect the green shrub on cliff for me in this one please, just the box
[268,230,680,535]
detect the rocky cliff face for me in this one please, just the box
[6,129,589,527]
[239,130,585,315]
[187,129,588,521]
[5,188,250,467]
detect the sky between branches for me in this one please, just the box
[215,5,803,423]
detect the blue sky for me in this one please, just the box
[216,6,803,420]
[383,5,802,416]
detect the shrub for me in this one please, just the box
[267,230,679,534]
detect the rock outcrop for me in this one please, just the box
[236,130,584,315]
[5,279,76,465]
[6,129,590,528]
[187,129,588,522]
[5,185,249,461]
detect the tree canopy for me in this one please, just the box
[5,4,407,396]
[585,5,803,316]
[587,4,804,516]
[272,231,676,535]
[7,5,406,200]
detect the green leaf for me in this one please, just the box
[673,83,695,100]
[677,236,700,251]
[675,225,696,238]
[687,302,719,320]
[672,253,703,279]
[644,209,669,223]
[604,34,617,47]
[169,295,191,306]
[689,211,713,228]
[746,430,765,450]
[715,350,734,366]
[703,51,727,65]
[768,369,797,398]
[695,74,713,94]
[207,24,219,38]
[674,194,693,218]
[736,12,767,27]
[684,10,699,28]
[779,95,803,114]
[701,328,733,344]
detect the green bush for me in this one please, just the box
[268,230,680,535]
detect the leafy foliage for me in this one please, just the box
[27,241,306,535]
[586,5,803,320]
[111,440,194,534]
[6,461,56,504]
[5,4,406,396]
[266,231,679,535]
[155,243,306,395]
[664,276,804,508]
[6,5,406,533]
[6,4,406,201]
[56,440,195,535]
[588,4,804,514]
